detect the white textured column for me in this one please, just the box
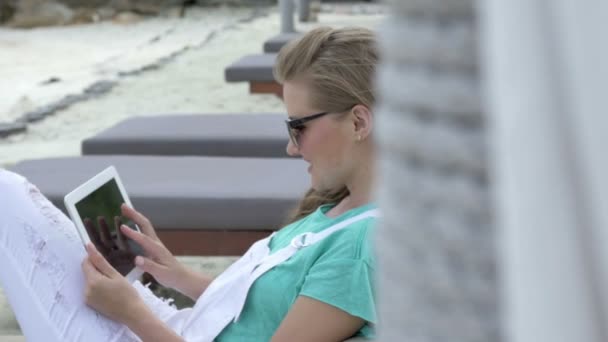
[480,0,608,341]
[375,1,499,341]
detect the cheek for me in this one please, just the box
[306,126,351,167]
[302,126,336,154]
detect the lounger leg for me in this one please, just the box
[250,81,283,98]
[0,170,181,341]
[279,0,295,33]
[298,0,311,22]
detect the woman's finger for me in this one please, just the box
[121,204,158,240]
[86,243,119,278]
[134,255,166,276]
[81,257,103,282]
[120,225,162,256]
[115,216,130,252]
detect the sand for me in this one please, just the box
[0,3,384,167]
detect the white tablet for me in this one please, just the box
[64,166,144,283]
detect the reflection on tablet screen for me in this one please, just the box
[75,178,144,276]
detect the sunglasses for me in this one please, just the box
[285,111,331,148]
[285,106,356,148]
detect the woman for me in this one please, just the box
[0,26,379,341]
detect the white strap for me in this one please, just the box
[291,209,381,249]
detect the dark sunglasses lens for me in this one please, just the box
[286,123,299,147]
[291,128,301,146]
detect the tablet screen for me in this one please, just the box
[75,178,144,276]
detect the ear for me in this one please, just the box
[351,104,373,141]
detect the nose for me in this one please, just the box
[286,138,300,157]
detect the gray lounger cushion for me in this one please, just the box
[82,113,290,157]
[10,156,308,231]
[225,54,277,82]
[0,337,24,342]
[263,32,302,53]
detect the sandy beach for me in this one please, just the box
[0,2,386,335]
[0,3,385,168]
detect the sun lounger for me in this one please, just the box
[224,54,281,97]
[9,155,308,256]
[81,113,290,157]
[263,32,302,53]
[0,336,24,342]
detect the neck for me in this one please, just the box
[327,152,375,218]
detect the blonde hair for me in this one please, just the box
[274,26,378,224]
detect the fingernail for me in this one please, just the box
[135,256,144,267]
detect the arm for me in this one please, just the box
[271,228,377,342]
[124,302,185,342]
[169,263,213,300]
[271,296,366,342]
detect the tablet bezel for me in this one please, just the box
[64,165,143,283]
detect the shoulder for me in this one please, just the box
[316,216,377,264]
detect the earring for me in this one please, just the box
[357,135,362,141]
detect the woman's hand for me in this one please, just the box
[119,204,183,289]
[83,244,185,342]
[81,243,147,325]
[119,204,212,299]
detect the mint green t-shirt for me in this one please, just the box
[215,203,378,341]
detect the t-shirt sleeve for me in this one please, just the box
[299,257,377,326]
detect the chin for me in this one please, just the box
[310,178,333,193]
[310,170,341,192]
[309,178,324,192]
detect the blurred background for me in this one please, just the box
[0,0,383,167]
